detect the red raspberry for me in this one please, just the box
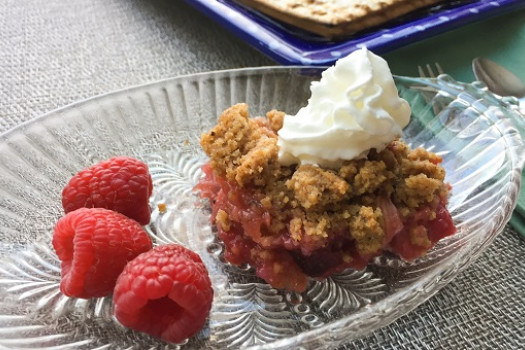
[52,208,153,298]
[113,244,213,344]
[61,156,153,225]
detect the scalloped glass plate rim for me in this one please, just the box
[0,66,520,349]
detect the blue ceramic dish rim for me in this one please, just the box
[183,0,525,65]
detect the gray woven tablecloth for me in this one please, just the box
[1,0,524,348]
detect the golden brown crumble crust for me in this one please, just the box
[201,104,449,254]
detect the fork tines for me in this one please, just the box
[418,63,445,78]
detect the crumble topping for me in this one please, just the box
[349,206,385,255]
[266,109,285,133]
[287,165,348,209]
[200,103,279,187]
[200,104,450,256]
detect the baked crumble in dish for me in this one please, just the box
[196,48,456,292]
[195,103,456,292]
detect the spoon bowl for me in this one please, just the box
[472,57,525,98]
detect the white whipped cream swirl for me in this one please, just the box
[277,47,411,168]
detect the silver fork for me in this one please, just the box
[417,62,445,79]
[417,62,447,114]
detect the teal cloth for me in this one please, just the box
[384,9,525,238]
[384,10,525,85]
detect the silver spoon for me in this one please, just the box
[472,57,525,110]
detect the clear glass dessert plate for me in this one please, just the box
[0,67,522,349]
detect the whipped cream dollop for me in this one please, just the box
[277,47,411,168]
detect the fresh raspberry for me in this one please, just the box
[61,156,153,225]
[113,244,213,344]
[52,208,153,298]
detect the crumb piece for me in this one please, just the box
[349,206,385,255]
[388,138,410,157]
[236,137,278,186]
[287,165,348,209]
[409,225,432,248]
[200,103,279,187]
[401,158,445,181]
[200,103,251,181]
[266,110,285,132]
[260,196,272,209]
[303,216,330,238]
[157,203,167,213]
[353,160,389,195]
[289,216,304,241]
[338,161,359,181]
[288,210,334,239]
[370,147,398,169]
[216,209,231,231]
[396,174,442,208]
[408,147,442,164]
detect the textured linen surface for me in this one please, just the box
[1,0,524,349]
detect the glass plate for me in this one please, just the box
[183,0,525,65]
[0,67,522,349]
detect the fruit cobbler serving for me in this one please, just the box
[196,48,456,292]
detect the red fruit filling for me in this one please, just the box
[389,199,456,260]
[196,163,456,292]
